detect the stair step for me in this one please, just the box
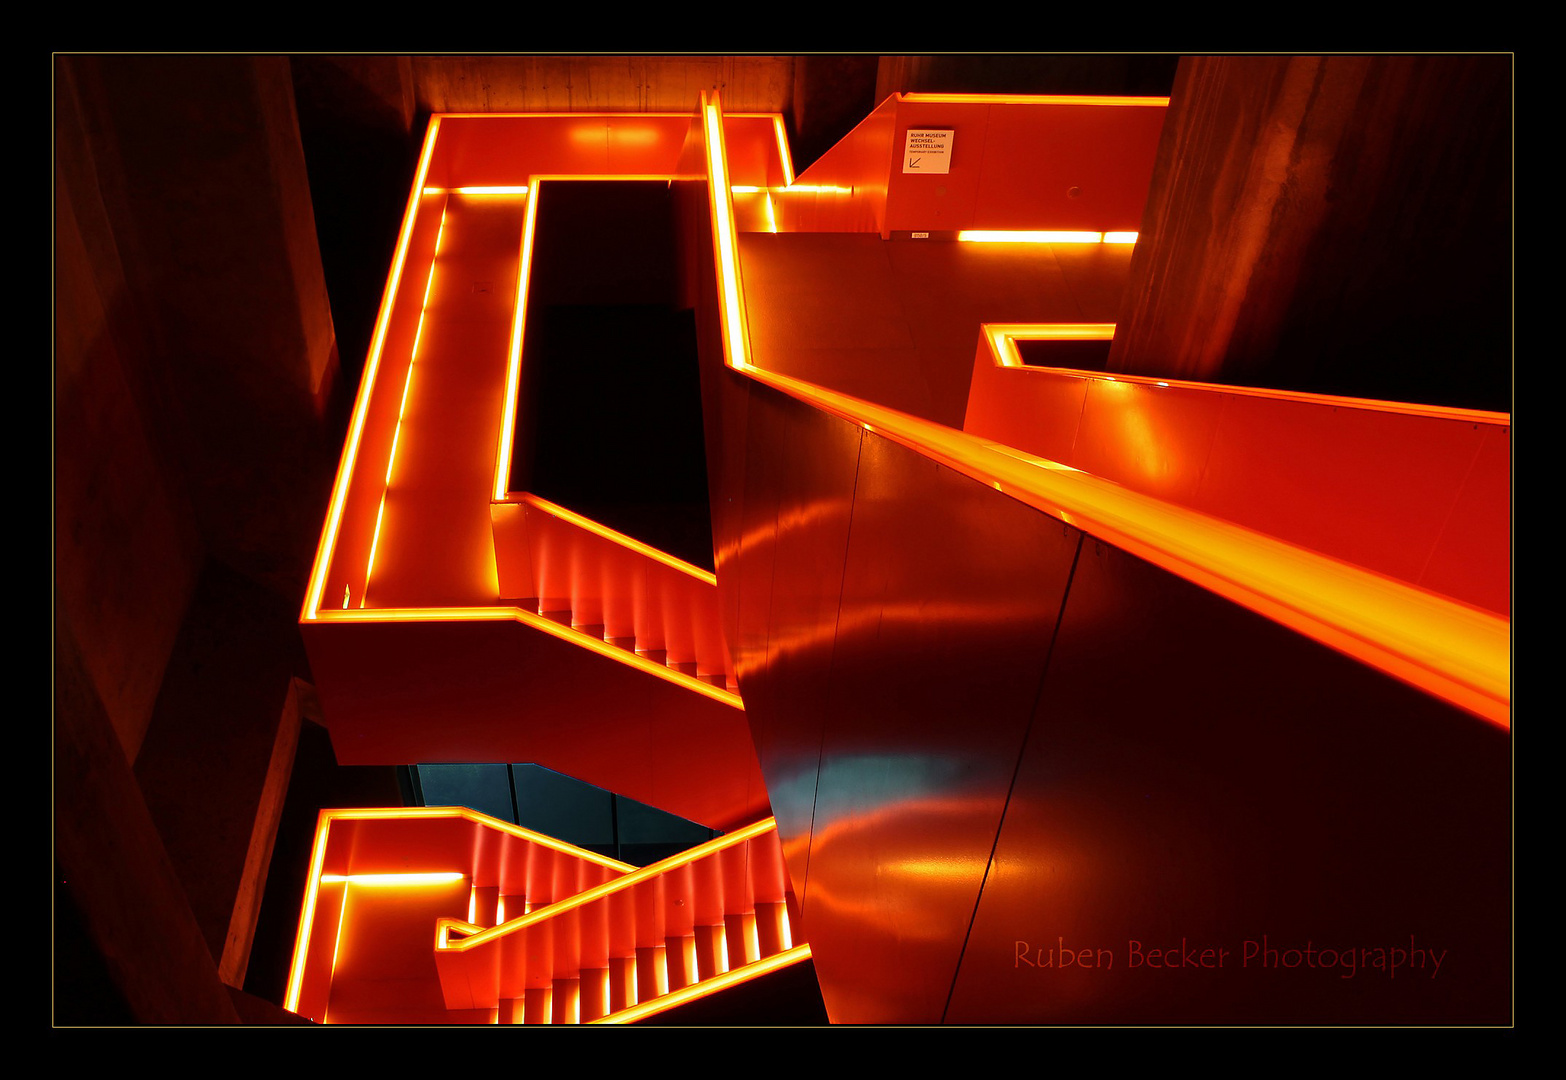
[499,914,796,1024]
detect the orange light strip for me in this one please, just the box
[320,872,466,886]
[981,325,1512,425]
[454,184,532,195]
[493,181,540,501]
[899,92,1170,107]
[986,323,1116,368]
[312,603,742,707]
[283,809,337,1013]
[592,944,814,1025]
[303,118,442,621]
[703,102,1509,727]
[703,93,753,373]
[492,173,695,502]
[772,114,796,186]
[376,195,450,607]
[518,493,718,585]
[359,495,388,608]
[734,184,853,195]
[959,230,1107,244]
[1104,231,1140,244]
[286,806,639,1014]
[434,111,697,119]
[436,818,778,952]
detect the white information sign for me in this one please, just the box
[902,129,954,174]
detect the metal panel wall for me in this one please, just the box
[946,540,1509,1023]
[792,436,1079,1023]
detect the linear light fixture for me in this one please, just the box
[959,230,1109,244]
[899,92,1170,107]
[303,119,443,621]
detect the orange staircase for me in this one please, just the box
[491,492,737,694]
[286,808,806,1024]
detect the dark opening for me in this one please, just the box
[513,180,714,571]
[1016,337,1113,371]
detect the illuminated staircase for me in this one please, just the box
[287,807,807,1024]
[492,493,738,695]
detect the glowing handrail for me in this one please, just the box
[980,324,1513,424]
[303,118,444,621]
[285,806,636,1016]
[435,815,779,952]
[899,92,1170,107]
[700,95,1510,730]
[513,493,718,587]
[591,944,814,1024]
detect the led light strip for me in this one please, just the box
[422,186,530,195]
[312,603,741,706]
[362,200,453,607]
[436,817,778,951]
[958,230,1139,245]
[320,872,466,886]
[303,119,443,621]
[493,182,540,501]
[285,806,638,1016]
[899,92,1170,107]
[703,94,753,373]
[981,324,1513,425]
[984,323,1116,369]
[519,493,718,585]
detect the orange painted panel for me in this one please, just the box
[1418,424,1511,614]
[1071,375,1229,507]
[885,98,1167,234]
[946,541,1509,1023]
[302,616,764,831]
[800,435,1079,1023]
[965,346,1511,617]
[774,98,897,234]
[964,337,1089,464]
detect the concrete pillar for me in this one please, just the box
[1111,55,1511,412]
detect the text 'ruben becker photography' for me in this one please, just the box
[1014,936,1447,979]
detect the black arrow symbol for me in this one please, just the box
[910,157,922,168]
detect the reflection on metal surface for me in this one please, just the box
[703,105,1508,725]
[297,95,1508,1025]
